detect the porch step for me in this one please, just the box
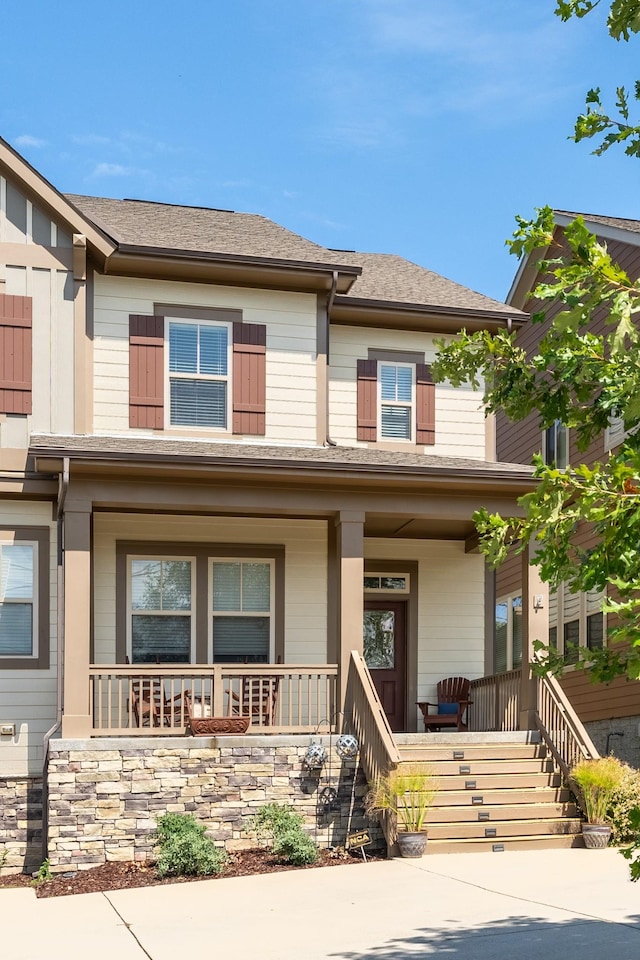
[424,834,585,854]
[392,734,582,857]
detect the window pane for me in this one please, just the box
[199,325,227,376]
[380,365,398,401]
[587,613,604,651]
[169,323,197,373]
[170,379,226,428]
[380,577,407,590]
[363,610,395,669]
[0,603,32,655]
[132,615,191,663]
[364,576,380,589]
[161,561,191,610]
[564,620,580,664]
[213,562,241,611]
[396,366,412,402]
[556,423,568,468]
[242,563,270,611]
[381,405,411,439]
[1,545,33,600]
[212,616,269,662]
[495,601,508,673]
[549,626,558,650]
[131,560,162,610]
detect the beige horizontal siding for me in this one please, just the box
[0,501,57,776]
[93,275,318,444]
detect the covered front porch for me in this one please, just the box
[31,434,538,741]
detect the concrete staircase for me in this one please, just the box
[395,732,584,854]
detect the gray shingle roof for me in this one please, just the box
[30,433,534,481]
[555,210,640,233]
[66,194,522,318]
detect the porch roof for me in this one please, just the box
[31,434,534,489]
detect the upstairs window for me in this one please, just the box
[168,319,230,429]
[378,363,415,441]
[543,420,568,468]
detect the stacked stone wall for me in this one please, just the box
[0,776,43,874]
[46,736,380,871]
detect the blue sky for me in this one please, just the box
[2,1,639,301]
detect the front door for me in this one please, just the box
[363,600,407,732]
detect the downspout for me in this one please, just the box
[325,270,339,446]
[41,457,69,861]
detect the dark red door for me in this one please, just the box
[363,600,407,732]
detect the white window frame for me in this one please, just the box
[126,555,196,663]
[363,572,410,594]
[495,593,522,672]
[209,558,275,662]
[165,316,233,431]
[377,362,416,443]
[0,539,38,659]
[542,420,569,468]
[549,584,606,665]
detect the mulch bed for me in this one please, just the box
[0,847,382,898]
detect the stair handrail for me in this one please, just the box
[534,661,600,779]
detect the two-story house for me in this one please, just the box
[500,210,640,767]
[5,136,587,872]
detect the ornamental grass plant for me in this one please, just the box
[570,756,626,825]
[365,763,437,833]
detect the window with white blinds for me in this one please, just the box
[129,558,194,663]
[494,593,522,673]
[548,583,605,663]
[378,363,414,441]
[168,319,230,429]
[211,560,272,663]
[0,542,36,657]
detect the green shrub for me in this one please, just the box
[570,757,626,824]
[249,802,318,866]
[273,827,318,865]
[607,763,640,845]
[155,812,227,878]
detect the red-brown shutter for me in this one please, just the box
[232,322,266,435]
[356,359,377,441]
[416,363,435,445]
[0,294,32,415]
[129,315,164,429]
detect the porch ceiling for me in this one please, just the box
[364,516,474,540]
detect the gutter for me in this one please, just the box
[325,270,339,447]
[41,457,69,861]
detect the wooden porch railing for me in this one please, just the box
[89,664,338,736]
[535,668,600,777]
[469,668,521,732]
[343,650,401,849]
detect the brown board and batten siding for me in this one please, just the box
[356,358,377,441]
[0,293,32,415]
[415,363,435,445]
[232,322,266,436]
[129,315,164,429]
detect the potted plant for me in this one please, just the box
[570,756,625,848]
[365,763,437,857]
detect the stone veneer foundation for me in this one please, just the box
[46,736,380,871]
[0,776,43,874]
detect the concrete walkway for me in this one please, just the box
[3,849,640,959]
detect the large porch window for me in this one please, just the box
[129,558,194,663]
[211,560,273,663]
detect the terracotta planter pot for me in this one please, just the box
[189,716,250,736]
[397,832,427,858]
[581,823,611,849]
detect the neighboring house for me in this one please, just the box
[3,136,572,871]
[500,210,640,767]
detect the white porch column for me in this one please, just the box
[519,542,549,730]
[335,511,365,714]
[61,500,92,738]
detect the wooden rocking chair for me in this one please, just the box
[231,675,280,727]
[416,677,472,732]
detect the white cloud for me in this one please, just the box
[72,134,111,146]
[14,134,46,148]
[88,162,136,178]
